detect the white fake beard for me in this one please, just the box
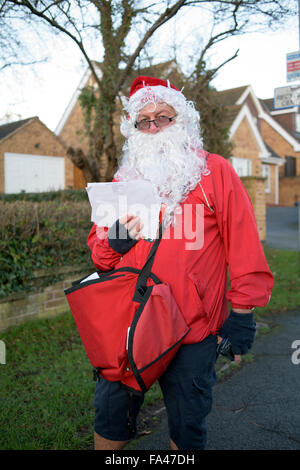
[115,122,207,227]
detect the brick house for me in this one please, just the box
[216,85,284,206]
[0,116,74,193]
[259,99,300,206]
[217,85,300,206]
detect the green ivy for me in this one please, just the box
[0,197,94,298]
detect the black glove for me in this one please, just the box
[218,310,256,355]
[108,219,138,254]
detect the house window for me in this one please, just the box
[285,156,296,177]
[230,157,252,177]
[261,164,270,193]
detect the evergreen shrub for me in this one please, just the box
[0,193,93,298]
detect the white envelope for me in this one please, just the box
[86,180,162,240]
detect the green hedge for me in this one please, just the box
[0,195,94,298]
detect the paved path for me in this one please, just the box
[128,310,300,450]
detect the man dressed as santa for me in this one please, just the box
[87,76,274,450]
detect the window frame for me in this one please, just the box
[230,156,252,177]
[261,164,271,193]
[285,156,296,177]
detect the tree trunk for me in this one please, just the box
[67,147,98,183]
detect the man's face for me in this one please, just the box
[136,102,176,134]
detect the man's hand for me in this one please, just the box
[119,214,144,240]
[218,310,256,364]
[107,214,144,254]
[217,308,253,363]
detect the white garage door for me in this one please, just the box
[4,153,65,194]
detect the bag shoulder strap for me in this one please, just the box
[133,223,163,302]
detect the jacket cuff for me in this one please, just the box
[231,304,255,310]
[108,220,138,254]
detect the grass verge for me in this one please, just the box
[255,245,300,318]
[0,312,94,450]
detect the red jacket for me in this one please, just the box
[87,153,274,344]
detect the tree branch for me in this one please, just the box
[112,0,187,95]
[0,58,47,71]
[201,48,240,84]
[6,0,104,93]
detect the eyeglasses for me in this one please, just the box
[134,115,177,131]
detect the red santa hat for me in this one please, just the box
[129,76,180,97]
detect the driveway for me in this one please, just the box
[266,206,299,251]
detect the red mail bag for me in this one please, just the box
[64,232,190,395]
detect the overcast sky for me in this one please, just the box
[1,8,298,132]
